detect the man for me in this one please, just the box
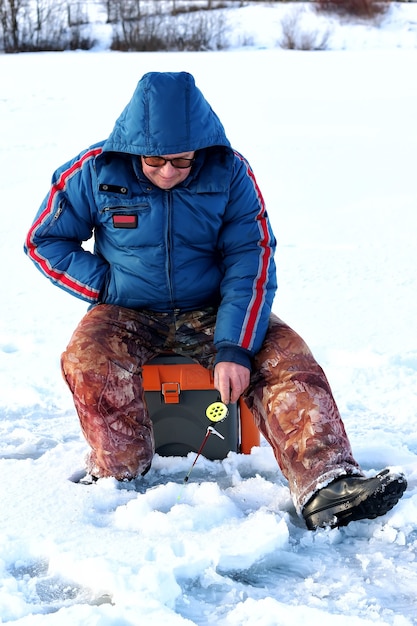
[24,71,406,530]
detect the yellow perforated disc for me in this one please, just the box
[206,402,229,423]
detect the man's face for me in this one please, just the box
[141,152,195,190]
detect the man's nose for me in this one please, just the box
[160,161,177,172]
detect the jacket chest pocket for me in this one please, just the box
[99,204,153,247]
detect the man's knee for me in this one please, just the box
[256,315,314,368]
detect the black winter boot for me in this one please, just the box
[302,469,407,530]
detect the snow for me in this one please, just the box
[1,2,417,624]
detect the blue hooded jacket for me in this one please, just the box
[25,71,277,368]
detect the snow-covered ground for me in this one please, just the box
[1,3,417,624]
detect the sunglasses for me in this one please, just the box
[142,156,195,169]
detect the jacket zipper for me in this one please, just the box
[100,203,148,213]
[166,191,175,308]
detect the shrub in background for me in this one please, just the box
[316,0,390,18]
[279,6,331,50]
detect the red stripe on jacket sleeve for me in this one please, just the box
[25,147,102,302]
[237,158,273,351]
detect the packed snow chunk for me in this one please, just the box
[133,562,182,609]
[214,510,289,571]
[225,474,292,515]
[113,494,154,531]
[1,601,196,626]
[227,596,392,626]
[0,575,28,623]
[224,445,278,474]
[114,481,242,535]
[384,490,417,536]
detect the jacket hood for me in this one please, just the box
[103,71,231,156]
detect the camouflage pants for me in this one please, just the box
[61,304,362,511]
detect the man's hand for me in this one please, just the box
[214,362,250,404]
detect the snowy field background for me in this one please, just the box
[1,2,417,624]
